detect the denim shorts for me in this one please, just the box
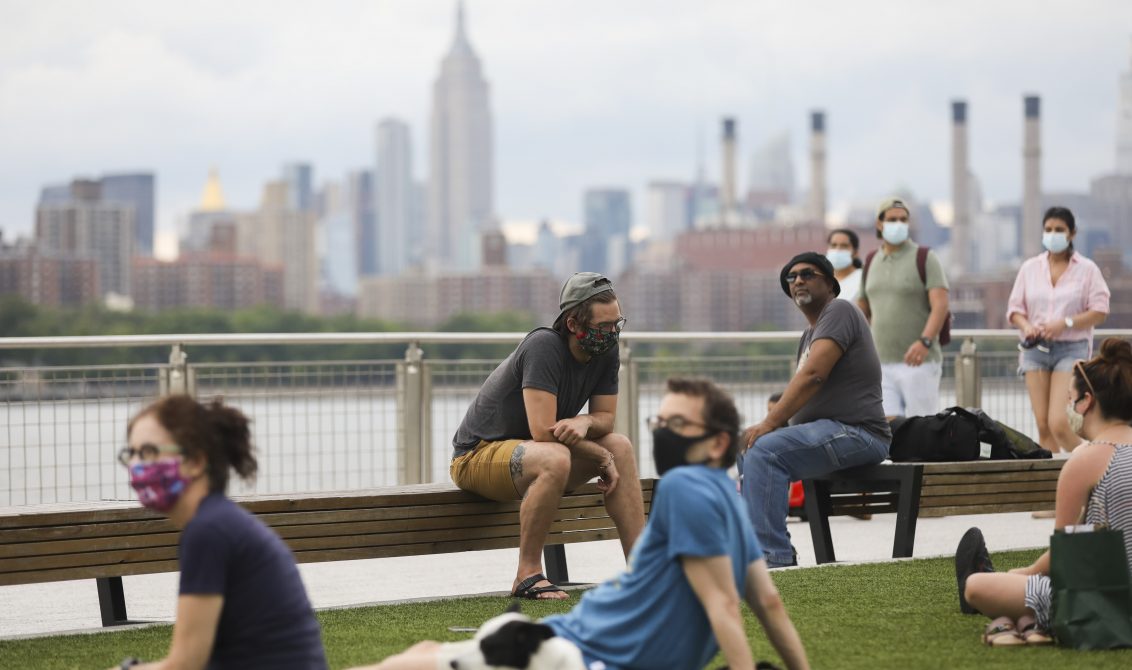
[1018,339,1090,374]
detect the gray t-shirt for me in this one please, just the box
[452,328,620,457]
[791,299,892,442]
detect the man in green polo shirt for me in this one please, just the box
[857,197,951,418]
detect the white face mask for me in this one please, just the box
[1066,397,1086,437]
[826,248,853,271]
[1043,231,1070,254]
[881,222,909,245]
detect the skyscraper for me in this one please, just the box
[427,1,493,271]
[100,173,155,256]
[1118,38,1132,175]
[282,163,314,212]
[349,170,378,276]
[582,189,632,277]
[376,118,415,276]
[35,180,135,298]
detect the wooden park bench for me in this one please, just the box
[802,459,1064,564]
[0,479,655,626]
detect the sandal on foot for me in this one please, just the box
[983,616,1024,647]
[1017,615,1053,645]
[512,573,567,600]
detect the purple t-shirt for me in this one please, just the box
[179,493,327,669]
[791,299,892,442]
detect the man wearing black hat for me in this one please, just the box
[450,272,646,599]
[738,252,891,568]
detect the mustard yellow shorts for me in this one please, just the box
[450,439,525,501]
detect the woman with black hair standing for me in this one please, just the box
[1006,206,1110,455]
[827,228,864,304]
[113,395,327,670]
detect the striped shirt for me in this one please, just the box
[1006,251,1110,343]
[1087,445,1132,578]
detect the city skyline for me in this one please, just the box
[1,1,1131,247]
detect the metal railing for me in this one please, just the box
[2,329,1127,506]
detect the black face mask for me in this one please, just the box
[651,427,713,476]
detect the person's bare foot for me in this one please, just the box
[511,573,569,600]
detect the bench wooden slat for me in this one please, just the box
[919,480,1057,497]
[923,470,1061,486]
[920,460,1063,475]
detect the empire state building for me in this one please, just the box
[427,1,494,270]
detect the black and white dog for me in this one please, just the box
[441,608,586,670]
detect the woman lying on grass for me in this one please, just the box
[955,337,1132,646]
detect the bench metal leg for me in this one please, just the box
[803,480,837,564]
[544,544,569,584]
[97,576,128,626]
[891,467,924,559]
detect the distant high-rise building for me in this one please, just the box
[809,111,827,226]
[318,180,358,296]
[645,181,691,241]
[348,170,378,276]
[184,169,234,255]
[282,163,314,212]
[1022,96,1042,259]
[35,180,135,298]
[1117,39,1132,175]
[376,118,415,276]
[244,180,318,314]
[747,131,794,209]
[427,1,493,271]
[583,189,632,277]
[38,173,155,257]
[100,173,155,256]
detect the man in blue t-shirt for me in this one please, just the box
[359,378,809,670]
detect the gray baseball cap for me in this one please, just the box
[554,272,614,327]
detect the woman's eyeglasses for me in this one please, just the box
[117,443,182,466]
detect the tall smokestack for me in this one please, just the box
[951,100,969,277]
[810,111,827,225]
[721,117,737,223]
[1022,95,1042,258]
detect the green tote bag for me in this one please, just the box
[1050,526,1132,649]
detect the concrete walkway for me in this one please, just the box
[0,510,1055,640]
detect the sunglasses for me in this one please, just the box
[785,269,823,284]
[1074,360,1097,397]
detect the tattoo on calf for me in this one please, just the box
[510,444,525,481]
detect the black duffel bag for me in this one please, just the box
[889,406,1052,462]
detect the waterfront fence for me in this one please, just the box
[1,330,1122,506]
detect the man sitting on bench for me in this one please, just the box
[449,272,646,600]
[739,252,892,567]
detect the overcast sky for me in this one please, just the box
[1,0,1130,244]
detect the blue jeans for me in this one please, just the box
[738,419,890,567]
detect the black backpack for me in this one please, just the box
[890,406,1052,462]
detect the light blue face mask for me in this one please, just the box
[826,248,853,271]
[881,222,909,245]
[1043,231,1070,254]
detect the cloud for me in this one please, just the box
[0,0,1130,238]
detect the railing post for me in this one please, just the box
[397,341,426,484]
[614,342,640,456]
[955,336,981,408]
[159,344,194,396]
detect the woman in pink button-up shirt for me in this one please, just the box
[1006,206,1110,454]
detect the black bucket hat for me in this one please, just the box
[779,252,841,297]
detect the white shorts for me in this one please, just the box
[881,361,942,417]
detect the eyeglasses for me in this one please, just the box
[117,443,182,466]
[646,415,711,432]
[1074,360,1097,397]
[785,269,823,284]
[592,317,627,334]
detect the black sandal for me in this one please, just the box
[511,573,567,600]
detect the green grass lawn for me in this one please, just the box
[3,549,1130,669]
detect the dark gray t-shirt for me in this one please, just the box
[791,299,892,442]
[452,328,620,457]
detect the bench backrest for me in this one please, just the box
[0,480,657,587]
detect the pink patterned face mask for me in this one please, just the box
[129,458,191,512]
